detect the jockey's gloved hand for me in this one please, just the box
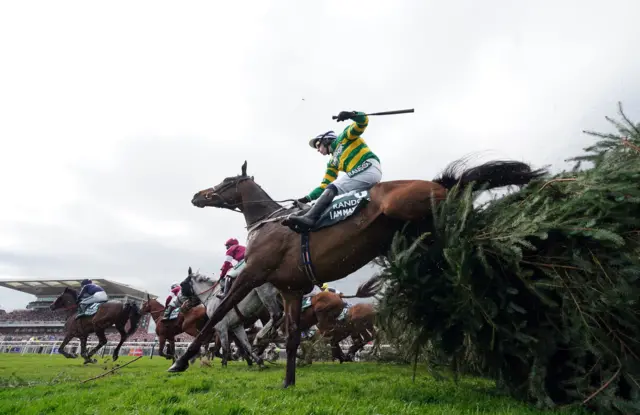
[335,111,358,122]
[297,196,311,203]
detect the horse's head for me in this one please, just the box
[50,287,77,311]
[179,267,196,297]
[180,266,219,299]
[140,293,153,313]
[191,161,252,210]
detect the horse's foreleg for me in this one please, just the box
[86,329,107,361]
[346,333,365,361]
[255,288,284,341]
[168,271,261,373]
[233,324,264,368]
[219,325,230,367]
[168,338,176,362]
[158,336,168,359]
[57,334,76,359]
[80,336,94,364]
[282,291,303,388]
[329,337,345,363]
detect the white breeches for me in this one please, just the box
[80,291,108,305]
[331,159,382,195]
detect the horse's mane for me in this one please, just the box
[191,271,215,285]
[64,287,78,300]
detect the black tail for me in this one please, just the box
[341,274,384,299]
[433,158,548,191]
[124,302,142,336]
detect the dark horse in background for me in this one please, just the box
[169,156,547,388]
[50,287,142,364]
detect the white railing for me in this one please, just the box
[0,339,387,359]
[0,321,65,327]
[0,339,176,358]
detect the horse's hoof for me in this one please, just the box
[282,380,295,389]
[112,355,119,362]
[167,359,189,373]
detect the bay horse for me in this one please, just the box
[50,287,142,363]
[169,158,546,387]
[140,295,209,361]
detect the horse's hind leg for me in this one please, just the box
[157,336,169,360]
[167,338,176,362]
[111,327,127,362]
[86,329,107,362]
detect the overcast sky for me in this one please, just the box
[1,1,639,311]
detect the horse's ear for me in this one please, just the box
[241,160,247,176]
[147,293,150,301]
[188,266,193,275]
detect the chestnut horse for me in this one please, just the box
[169,158,546,387]
[140,295,209,361]
[254,274,382,363]
[317,301,377,363]
[50,287,142,363]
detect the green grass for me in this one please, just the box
[0,354,587,415]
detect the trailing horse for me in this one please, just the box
[50,287,142,363]
[254,274,382,363]
[140,295,209,361]
[179,268,283,367]
[169,157,546,388]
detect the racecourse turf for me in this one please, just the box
[0,354,586,415]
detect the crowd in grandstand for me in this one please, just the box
[0,307,194,343]
[0,308,66,322]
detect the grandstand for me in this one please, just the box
[0,278,161,342]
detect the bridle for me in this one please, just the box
[201,175,253,212]
[184,275,220,306]
[198,175,302,226]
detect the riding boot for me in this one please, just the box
[162,305,175,321]
[286,187,337,230]
[216,278,227,299]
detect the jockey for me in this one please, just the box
[217,237,246,299]
[76,279,108,315]
[161,283,181,320]
[285,110,382,231]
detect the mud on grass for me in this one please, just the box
[0,355,586,415]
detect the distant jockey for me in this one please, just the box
[76,279,108,315]
[284,110,382,232]
[217,238,246,299]
[162,283,181,320]
[321,283,342,296]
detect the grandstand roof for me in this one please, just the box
[0,278,156,299]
